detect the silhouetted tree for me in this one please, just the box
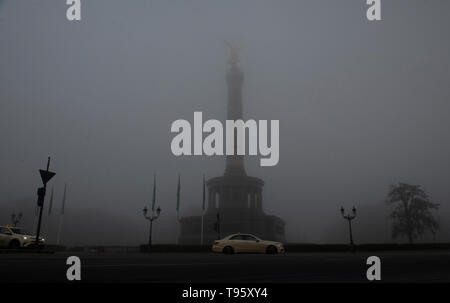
[386,183,439,244]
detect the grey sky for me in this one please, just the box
[1,0,449,245]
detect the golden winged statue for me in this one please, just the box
[225,40,242,67]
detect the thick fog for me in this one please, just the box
[1,0,449,246]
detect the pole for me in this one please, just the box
[176,175,180,245]
[56,216,63,245]
[348,218,354,246]
[341,207,356,250]
[148,218,153,251]
[201,173,205,245]
[35,157,50,247]
[44,185,54,239]
[177,211,180,245]
[57,184,67,245]
[32,205,39,232]
[217,212,221,239]
[201,213,204,245]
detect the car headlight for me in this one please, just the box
[23,236,28,240]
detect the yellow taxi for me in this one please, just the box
[212,233,284,254]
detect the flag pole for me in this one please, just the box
[201,214,204,246]
[48,185,54,216]
[44,185,54,238]
[57,183,67,246]
[152,175,156,212]
[176,174,180,244]
[176,174,180,221]
[201,174,205,246]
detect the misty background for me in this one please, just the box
[1,0,449,246]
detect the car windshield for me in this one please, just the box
[10,228,29,235]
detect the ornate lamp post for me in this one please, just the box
[11,212,23,227]
[143,206,161,251]
[340,206,357,248]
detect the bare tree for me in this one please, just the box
[386,183,439,244]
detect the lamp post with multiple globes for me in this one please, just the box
[340,206,357,248]
[143,206,161,251]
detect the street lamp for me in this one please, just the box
[11,212,23,227]
[143,205,161,252]
[340,206,357,249]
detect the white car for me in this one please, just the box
[212,233,284,254]
[0,226,45,249]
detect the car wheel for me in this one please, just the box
[223,246,234,255]
[266,245,277,255]
[9,240,20,250]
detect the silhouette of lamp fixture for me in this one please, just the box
[143,205,161,251]
[340,206,357,248]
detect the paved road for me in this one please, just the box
[1,251,450,283]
